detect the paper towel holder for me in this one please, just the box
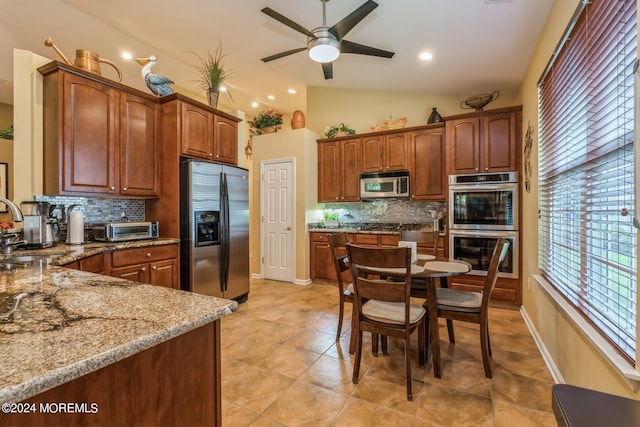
[66,204,84,244]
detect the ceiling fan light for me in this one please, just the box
[309,44,340,63]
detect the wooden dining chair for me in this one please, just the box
[399,229,439,256]
[346,243,426,401]
[431,237,509,378]
[327,232,354,343]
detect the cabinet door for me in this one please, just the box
[447,117,480,174]
[181,102,214,159]
[483,112,517,172]
[62,72,118,194]
[361,136,384,172]
[318,142,340,202]
[213,114,238,165]
[340,138,361,201]
[120,93,160,197]
[112,263,150,283]
[311,241,335,280]
[150,258,178,289]
[410,128,445,200]
[385,133,409,171]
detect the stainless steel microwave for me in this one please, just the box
[360,171,410,200]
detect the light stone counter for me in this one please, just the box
[0,239,238,403]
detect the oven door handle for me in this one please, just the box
[449,230,519,238]
[449,184,518,192]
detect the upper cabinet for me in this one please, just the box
[40,62,160,198]
[162,94,240,165]
[361,132,409,172]
[446,106,522,174]
[318,138,361,202]
[409,127,445,200]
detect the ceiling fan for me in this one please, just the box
[260,0,395,80]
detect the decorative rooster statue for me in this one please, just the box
[134,55,174,96]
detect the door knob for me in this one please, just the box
[285,226,292,230]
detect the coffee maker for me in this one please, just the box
[20,201,59,249]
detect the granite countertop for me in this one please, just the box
[308,222,442,234]
[0,238,238,403]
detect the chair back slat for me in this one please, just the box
[481,238,510,307]
[399,230,439,255]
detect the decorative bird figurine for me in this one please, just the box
[134,55,174,96]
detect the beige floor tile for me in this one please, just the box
[493,401,557,427]
[491,369,554,412]
[416,382,494,426]
[220,279,555,426]
[261,382,347,427]
[222,400,259,427]
[222,364,294,413]
[332,397,417,427]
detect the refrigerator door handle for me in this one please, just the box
[221,172,230,292]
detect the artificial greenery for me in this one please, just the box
[0,124,13,140]
[323,211,339,221]
[324,123,356,138]
[249,109,283,135]
[190,44,232,102]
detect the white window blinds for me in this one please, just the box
[538,0,637,361]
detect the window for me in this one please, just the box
[538,0,637,362]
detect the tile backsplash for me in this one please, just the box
[319,200,446,224]
[33,196,145,223]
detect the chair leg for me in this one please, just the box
[352,329,363,384]
[372,333,379,356]
[381,335,388,354]
[446,319,455,343]
[404,335,413,401]
[336,298,344,341]
[487,329,492,357]
[418,321,426,369]
[480,323,492,378]
[348,309,357,354]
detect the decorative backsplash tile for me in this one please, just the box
[320,200,446,224]
[33,196,145,223]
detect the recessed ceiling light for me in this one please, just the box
[288,88,297,95]
[419,52,433,61]
[268,95,275,100]
[122,52,132,60]
[219,86,227,92]
[251,101,259,108]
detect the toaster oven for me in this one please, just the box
[92,221,159,242]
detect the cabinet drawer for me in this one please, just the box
[80,253,105,273]
[112,244,178,267]
[353,234,378,245]
[311,232,329,242]
[379,234,399,246]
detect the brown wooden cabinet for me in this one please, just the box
[109,244,179,289]
[361,132,409,172]
[317,139,361,202]
[214,114,238,164]
[409,126,445,200]
[446,106,522,174]
[40,62,159,198]
[62,253,105,274]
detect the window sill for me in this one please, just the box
[534,275,640,391]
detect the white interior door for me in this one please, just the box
[261,159,295,282]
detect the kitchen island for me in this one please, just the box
[0,241,237,426]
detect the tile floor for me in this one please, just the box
[221,279,557,426]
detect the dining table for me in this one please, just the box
[357,252,472,379]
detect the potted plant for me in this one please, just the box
[324,123,355,138]
[249,109,284,135]
[0,124,13,140]
[190,44,232,108]
[323,211,339,228]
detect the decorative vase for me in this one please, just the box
[261,126,276,134]
[207,88,219,108]
[427,107,443,124]
[291,110,305,129]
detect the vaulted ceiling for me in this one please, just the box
[0,0,554,114]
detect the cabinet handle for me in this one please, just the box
[208,153,213,157]
[152,265,157,270]
[215,154,219,158]
[110,186,116,191]
[141,267,146,272]
[484,167,489,171]
[475,168,479,171]
[146,252,151,257]
[122,187,128,192]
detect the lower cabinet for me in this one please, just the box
[63,243,180,289]
[110,244,179,289]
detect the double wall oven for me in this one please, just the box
[448,172,519,279]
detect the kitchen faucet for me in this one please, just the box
[0,197,25,254]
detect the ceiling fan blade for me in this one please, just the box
[329,0,378,40]
[322,62,333,80]
[261,47,307,62]
[261,7,313,38]
[341,40,394,58]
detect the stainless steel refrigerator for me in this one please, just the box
[180,159,249,302]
